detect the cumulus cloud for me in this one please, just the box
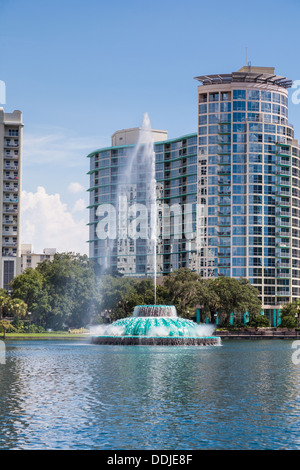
[68,182,85,194]
[72,198,86,213]
[21,186,88,255]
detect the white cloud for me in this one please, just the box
[72,198,86,213]
[22,127,108,168]
[21,186,88,255]
[68,182,85,194]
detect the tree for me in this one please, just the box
[0,293,9,319]
[10,268,50,326]
[0,319,13,339]
[96,276,157,321]
[237,278,262,322]
[5,298,27,319]
[163,268,201,317]
[11,253,96,330]
[249,315,270,328]
[280,300,300,328]
[203,277,262,325]
[36,253,96,329]
[197,279,221,322]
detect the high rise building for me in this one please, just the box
[195,66,298,322]
[87,65,300,324]
[0,108,23,289]
[87,127,198,277]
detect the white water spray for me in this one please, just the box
[117,113,157,301]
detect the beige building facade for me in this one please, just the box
[20,244,56,272]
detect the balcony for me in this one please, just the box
[218,178,231,185]
[276,168,290,176]
[277,158,290,166]
[218,190,231,196]
[4,154,18,159]
[276,261,290,268]
[276,190,290,197]
[2,241,17,247]
[276,242,290,248]
[2,252,16,258]
[4,165,18,171]
[3,187,18,192]
[4,142,19,148]
[218,211,231,216]
[3,208,18,214]
[217,230,231,236]
[3,176,18,182]
[276,210,290,217]
[276,220,291,227]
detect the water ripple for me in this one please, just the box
[0,340,300,449]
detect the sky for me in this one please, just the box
[0,0,300,255]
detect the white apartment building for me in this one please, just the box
[0,108,23,289]
[20,244,56,272]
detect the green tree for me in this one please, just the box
[280,300,300,328]
[10,268,50,325]
[11,253,96,330]
[0,319,13,339]
[36,253,96,329]
[5,298,27,319]
[96,276,156,321]
[0,293,9,319]
[237,278,262,322]
[205,277,262,325]
[196,279,221,323]
[162,268,201,317]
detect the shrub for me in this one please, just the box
[249,315,271,328]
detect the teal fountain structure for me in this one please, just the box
[91,305,220,346]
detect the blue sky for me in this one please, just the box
[0,0,300,254]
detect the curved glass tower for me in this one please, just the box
[195,66,298,321]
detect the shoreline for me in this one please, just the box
[2,329,300,341]
[1,333,90,340]
[216,328,300,340]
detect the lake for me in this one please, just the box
[0,338,300,450]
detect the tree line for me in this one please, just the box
[0,252,299,332]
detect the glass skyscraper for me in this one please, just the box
[195,65,298,322]
[87,65,300,324]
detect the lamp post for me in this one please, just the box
[27,311,32,331]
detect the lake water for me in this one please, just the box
[0,338,300,450]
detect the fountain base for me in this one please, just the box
[91,335,220,346]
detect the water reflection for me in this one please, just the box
[0,340,300,449]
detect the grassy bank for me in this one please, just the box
[2,331,90,340]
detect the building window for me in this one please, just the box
[3,260,14,290]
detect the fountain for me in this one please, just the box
[90,305,220,345]
[92,113,220,346]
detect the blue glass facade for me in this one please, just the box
[195,66,299,318]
